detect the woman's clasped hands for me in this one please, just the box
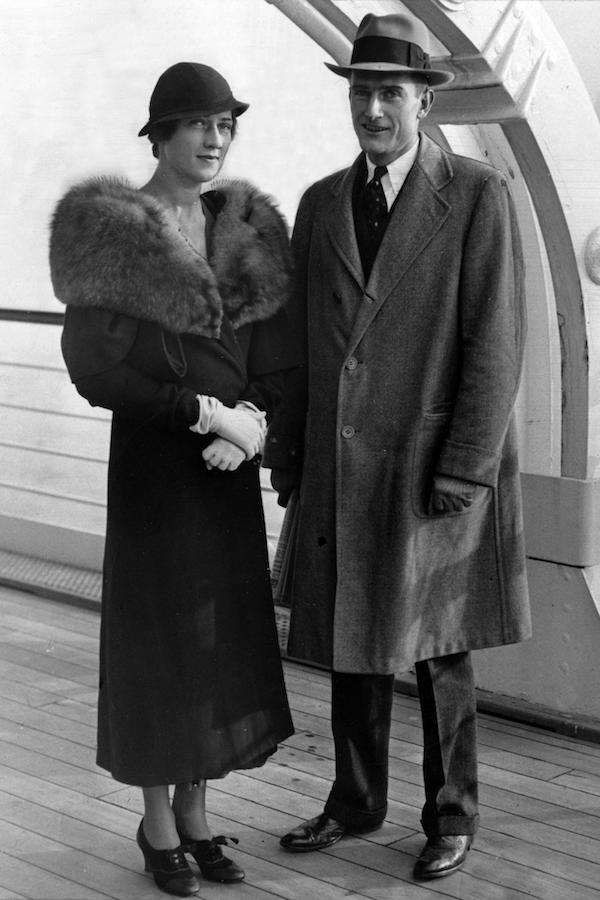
[214,402,267,459]
[190,395,266,471]
[202,437,246,471]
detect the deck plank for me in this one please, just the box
[0,658,98,704]
[0,588,101,637]
[550,769,600,795]
[288,704,572,781]
[0,642,97,688]
[0,717,97,769]
[0,739,114,798]
[0,672,82,709]
[284,670,600,775]
[0,609,100,651]
[0,694,96,747]
[0,847,113,900]
[281,721,600,818]
[0,886,28,900]
[285,662,600,759]
[2,587,600,900]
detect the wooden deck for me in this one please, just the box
[1,586,600,899]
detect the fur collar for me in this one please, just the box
[49,176,291,337]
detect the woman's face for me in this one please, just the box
[159,112,234,184]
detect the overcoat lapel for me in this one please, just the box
[322,157,365,289]
[348,135,453,352]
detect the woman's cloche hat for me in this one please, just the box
[325,13,454,86]
[138,62,249,137]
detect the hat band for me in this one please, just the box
[351,36,431,70]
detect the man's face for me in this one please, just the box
[349,72,433,166]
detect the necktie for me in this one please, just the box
[362,165,388,233]
[355,165,389,279]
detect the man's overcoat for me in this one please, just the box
[266,134,531,674]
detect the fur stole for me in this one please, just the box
[49,176,292,337]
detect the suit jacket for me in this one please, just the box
[265,133,531,674]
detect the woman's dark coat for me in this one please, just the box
[50,177,294,786]
[265,134,531,675]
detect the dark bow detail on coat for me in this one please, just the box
[49,176,291,337]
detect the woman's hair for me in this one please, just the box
[148,115,238,158]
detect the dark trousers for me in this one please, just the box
[323,652,479,836]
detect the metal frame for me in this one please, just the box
[0,310,63,325]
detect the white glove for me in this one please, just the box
[234,401,267,453]
[189,395,223,434]
[216,404,266,459]
[203,437,246,471]
[189,395,266,459]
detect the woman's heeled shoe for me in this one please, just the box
[178,831,245,883]
[136,820,199,896]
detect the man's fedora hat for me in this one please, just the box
[325,13,454,86]
[138,62,249,137]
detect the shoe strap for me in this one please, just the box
[183,834,239,862]
[212,835,239,847]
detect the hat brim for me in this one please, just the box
[138,99,249,137]
[324,60,454,86]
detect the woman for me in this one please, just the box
[49,62,295,896]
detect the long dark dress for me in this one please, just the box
[59,189,294,786]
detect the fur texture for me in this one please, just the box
[49,176,291,337]
[211,180,293,329]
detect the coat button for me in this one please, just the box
[341,425,356,439]
[346,357,358,371]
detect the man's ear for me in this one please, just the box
[417,87,434,119]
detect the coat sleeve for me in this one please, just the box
[61,306,198,430]
[436,173,526,487]
[262,186,313,470]
[237,307,301,420]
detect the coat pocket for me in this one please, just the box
[411,407,487,519]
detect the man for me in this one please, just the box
[264,12,531,881]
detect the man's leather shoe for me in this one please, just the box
[280,813,347,852]
[413,835,472,880]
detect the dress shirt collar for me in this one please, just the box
[365,136,420,209]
